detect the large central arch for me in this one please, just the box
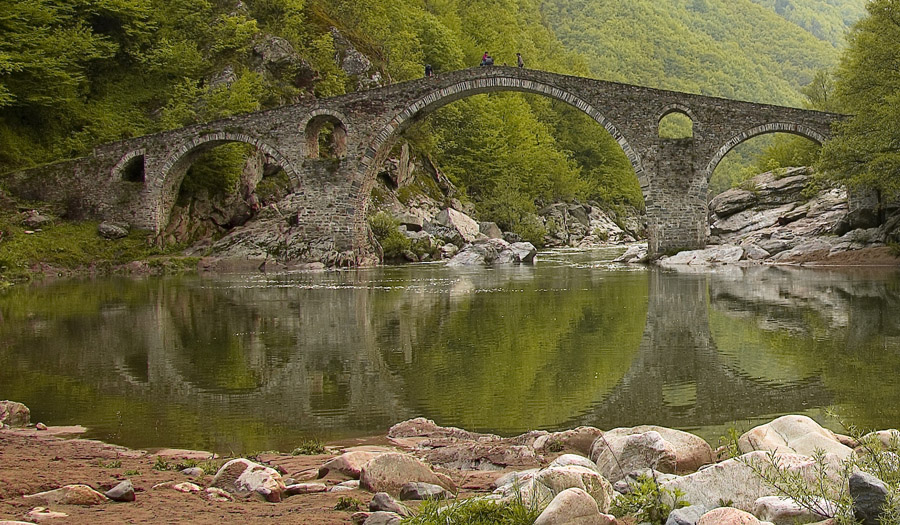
[352,75,648,252]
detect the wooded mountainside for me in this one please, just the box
[0,0,877,237]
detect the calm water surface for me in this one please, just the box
[1,249,899,454]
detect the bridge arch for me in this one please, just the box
[302,109,350,159]
[351,74,648,254]
[360,76,645,183]
[658,103,696,139]
[152,132,299,232]
[705,122,828,179]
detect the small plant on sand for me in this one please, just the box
[124,469,140,476]
[334,496,362,511]
[292,439,327,455]
[610,474,689,524]
[152,457,172,471]
[98,459,122,469]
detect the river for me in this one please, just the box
[1,249,898,454]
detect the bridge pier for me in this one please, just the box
[645,138,709,256]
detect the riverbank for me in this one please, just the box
[4,399,898,524]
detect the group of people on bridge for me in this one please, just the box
[424,52,524,77]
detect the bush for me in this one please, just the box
[403,496,541,525]
[368,211,411,260]
[611,474,689,524]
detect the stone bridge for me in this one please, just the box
[3,66,845,261]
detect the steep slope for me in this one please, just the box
[541,0,864,105]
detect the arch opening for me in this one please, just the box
[305,114,348,159]
[708,130,822,197]
[155,133,297,238]
[360,78,648,257]
[121,155,146,182]
[659,111,694,140]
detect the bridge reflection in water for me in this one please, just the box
[0,261,898,453]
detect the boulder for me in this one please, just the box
[420,442,538,471]
[204,487,234,502]
[369,492,410,516]
[21,210,53,229]
[534,427,604,456]
[211,458,286,502]
[858,429,900,451]
[614,244,649,264]
[388,417,500,442]
[0,400,30,427]
[399,482,450,501]
[491,469,539,490]
[658,245,744,266]
[98,221,130,240]
[666,504,708,525]
[754,495,834,524]
[738,415,852,460]
[24,485,108,506]
[850,471,889,525]
[590,426,714,482]
[534,465,615,513]
[505,242,538,264]
[319,451,387,479]
[698,507,761,525]
[359,453,456,495]
[661,451,843,512]
[180,467,205,477]
[104,480,135,502]
[547,454,601,473]
[26,507,69,520]
[479,222,504,239]
[284,483,327,496]
[533,488,617,525]
[362,511,402,525]
[432,208,481,243]
[172,482,201,493]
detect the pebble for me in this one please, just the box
[172,482,201,493]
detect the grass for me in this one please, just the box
[292,439,327,456]
[0,209,195,284]
[402,497,542,525]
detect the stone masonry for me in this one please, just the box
[1,66,845,262]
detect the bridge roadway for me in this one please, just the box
[3,66,845,263]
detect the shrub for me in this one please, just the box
[369,211,411,260]
[403,496,541,525]
[610,474,689,524]
[292,438,327,455]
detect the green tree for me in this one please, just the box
[819,0,900,196]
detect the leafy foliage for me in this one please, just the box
[611,474,689,524]
[819,0,900,198]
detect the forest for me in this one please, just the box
[0,0,887,242]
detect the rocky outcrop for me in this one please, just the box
[540,202,643,247]
[446,239,537,266]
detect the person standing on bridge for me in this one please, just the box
[517,52,524,68]
[481,52,489,66]
[425,64,433,77]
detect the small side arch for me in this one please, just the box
[658,103,696,139]
[705,123,828,179]
[112,149,147,182]
[302,109,350,159]
[151,132,298,232]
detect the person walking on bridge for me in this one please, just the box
[516,52,524,68]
